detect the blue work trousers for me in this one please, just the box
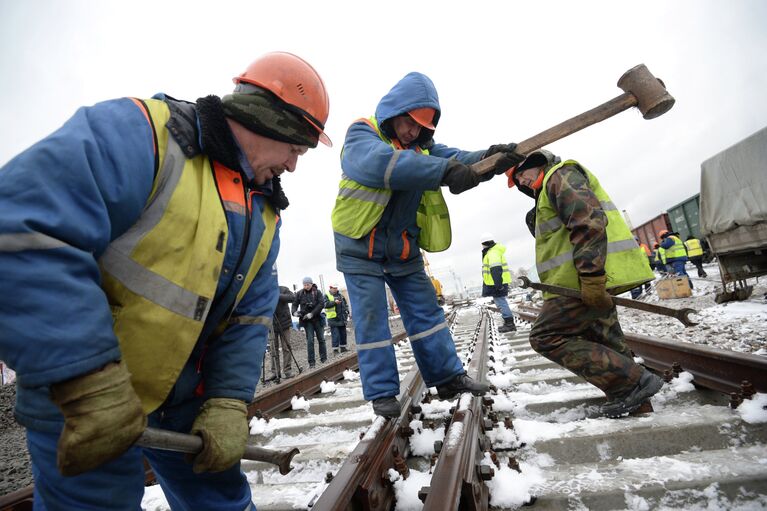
[492,295,513,319]
[26,402,253,511]
[304,320,327,366]
[344,271,463,401]
[330,324,348,349]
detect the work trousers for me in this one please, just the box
[303,320,327,367]
[330,324,348,350]
[689,256,708,277]
[344,270,463,401]
[26,399,253,511]
[492,295,513,319]
[529,296,643,398]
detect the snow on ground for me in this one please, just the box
[616,263,767,355]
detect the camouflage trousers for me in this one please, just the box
[529,296,642,397]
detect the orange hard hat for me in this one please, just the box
[658,229,669,238]
[234,52,332,147]
[407,107,437,130]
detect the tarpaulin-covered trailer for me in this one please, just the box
[700,126,767,302]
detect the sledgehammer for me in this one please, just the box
[516,276,698,327]
[136,427,299,475]
[472,64,674,175]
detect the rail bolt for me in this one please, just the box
[434,440,443,454]
[478,464,495,481]
[741,380,756,400]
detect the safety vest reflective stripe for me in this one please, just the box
[228,315,272,326]
[685,238,703,257]
[100,138,213,322]
[535,160,653,298]
[337,180,391,205]
[535,200,617,236]
[0,232,69,252]
[665,236,687,258]
[325,292,337,319]
[408,321,448,342]
[537,238,640,273]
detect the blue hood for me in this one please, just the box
[374,72,442,134]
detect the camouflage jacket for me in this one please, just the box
[542,165,607,276]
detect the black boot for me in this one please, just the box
[436,372,489,400]
[600,371,664,418]
[372,396,401,418]
[497,317,516,333]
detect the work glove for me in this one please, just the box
[579,274,614,310]
[441,159,480,194]
[485,143,526,175]
[292,310,300,317]
[50,360,146,476]
[304,312,313,320]
[189,398,248,473]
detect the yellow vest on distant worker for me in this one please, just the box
[482,244,512,286]
[99,98,277,413]
[685,238,703,257]
[535,160,654,299]
[325,292,337,319]
[331,117,451,252]
[665,235,687,259]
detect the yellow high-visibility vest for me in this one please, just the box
[482,244,512,286]
[99,98,277,413]
[685,238,704,257]
[331,117,451,252]
[535,160,653,299]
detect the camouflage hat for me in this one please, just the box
[222,84,319,148]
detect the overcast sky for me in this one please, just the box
[2,0,766,295]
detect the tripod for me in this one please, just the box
[262,326,303,384]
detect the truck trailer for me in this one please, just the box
[700,126,767,302]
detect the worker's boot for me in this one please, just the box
[372,396,401,418]
[436,372,489,400]
[497,317,517,334]
[600,370,664,418]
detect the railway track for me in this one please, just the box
[2,304,766,510]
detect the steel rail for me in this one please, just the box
[515,310,767,395]
[423,309,492,510]
[313,310,463,511]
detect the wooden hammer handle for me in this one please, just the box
[472,91,637,175]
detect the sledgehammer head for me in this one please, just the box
[617,64,675,119]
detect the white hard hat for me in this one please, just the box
[480,232,494,244]
[328,283,339,289]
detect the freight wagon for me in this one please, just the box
[631,212,671,249]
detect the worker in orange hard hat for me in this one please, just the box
[0,51,330,509]
[331,71,526,418]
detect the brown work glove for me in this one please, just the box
[579,274,614,310]
[50,360,146,476]
[189,398,249,473]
